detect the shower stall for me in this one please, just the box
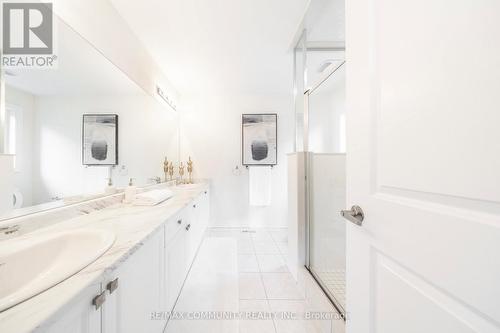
[305,62,346,315]
[293,31,347,316]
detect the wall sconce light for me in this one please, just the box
[156,85,177,111]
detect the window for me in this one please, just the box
[4,105,22,170]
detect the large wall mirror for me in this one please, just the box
[0,15,179,220]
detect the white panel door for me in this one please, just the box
[346,0,500,332]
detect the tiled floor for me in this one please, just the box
[164,228,344,333]
[316,270,346,310]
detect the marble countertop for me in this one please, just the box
[0,183,209,333]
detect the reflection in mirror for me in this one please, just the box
[1,16,179,220]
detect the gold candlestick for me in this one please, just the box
[163,157,169,182]
[179,162,185,184]
[187,156,194,184]
[168,162,174,181]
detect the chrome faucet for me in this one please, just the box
[149,176,162,184]
[0,224,20,235]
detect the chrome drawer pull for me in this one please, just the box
[106,278,119,294]
[92,291,106,310]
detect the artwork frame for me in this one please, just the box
[242,113,278,166]
[82,114,118,166]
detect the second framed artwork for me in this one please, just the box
[242,114,277,166]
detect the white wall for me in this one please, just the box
[179,93,294,228]
[51,0,179,103]
[31,94,178,204]
[5,86,35,207]
[287,152,307,280]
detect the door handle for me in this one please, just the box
[340,205,364,226]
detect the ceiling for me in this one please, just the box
[110,0,310,96]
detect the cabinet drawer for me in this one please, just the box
[164,211,186,244]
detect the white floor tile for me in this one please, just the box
[250,229,274,241]
[304,274,337,313]
[332,318,345,333]
[239,300,276,333]
[239,273,267,299]
[237,239,255,254]
[261,273,304,300]
[269,300,331,333]
[209,228,243,238]
[167,318,239,333]
[236,230,254,240]
[269,230,288,243]
[166,238,239,333]
[253,240,280,254]
[257,255,288,273]
[167,228,336,333]
[276,241,288,255]
[238,254,260,272]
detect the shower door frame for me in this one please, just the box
[304,61,347,318]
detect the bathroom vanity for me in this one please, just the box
[0,184,210,333]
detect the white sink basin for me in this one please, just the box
[0,229,115,312]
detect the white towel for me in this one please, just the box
[249,166,272,206]
[134,189,174,206]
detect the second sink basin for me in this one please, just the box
[0,229,115,312]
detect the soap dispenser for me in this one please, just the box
[105,178,117,195]
[124,178,136,203]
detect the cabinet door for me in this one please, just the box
[103,230,165,333]
[165,228,186,311]
[185,194,207,265]
[39,283,101,333]
[199,190,210,232]
[185,203,198,267]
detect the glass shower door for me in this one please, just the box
[306,62,346,315]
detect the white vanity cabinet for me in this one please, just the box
[164,211,188,312]
[37,283,102,333]
[102,229,165,333]
[36,187,210,333]
[165,189,210,311]
[185,190,210,266]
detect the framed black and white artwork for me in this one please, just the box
[242,114,277,166]
[82,114,118,166]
